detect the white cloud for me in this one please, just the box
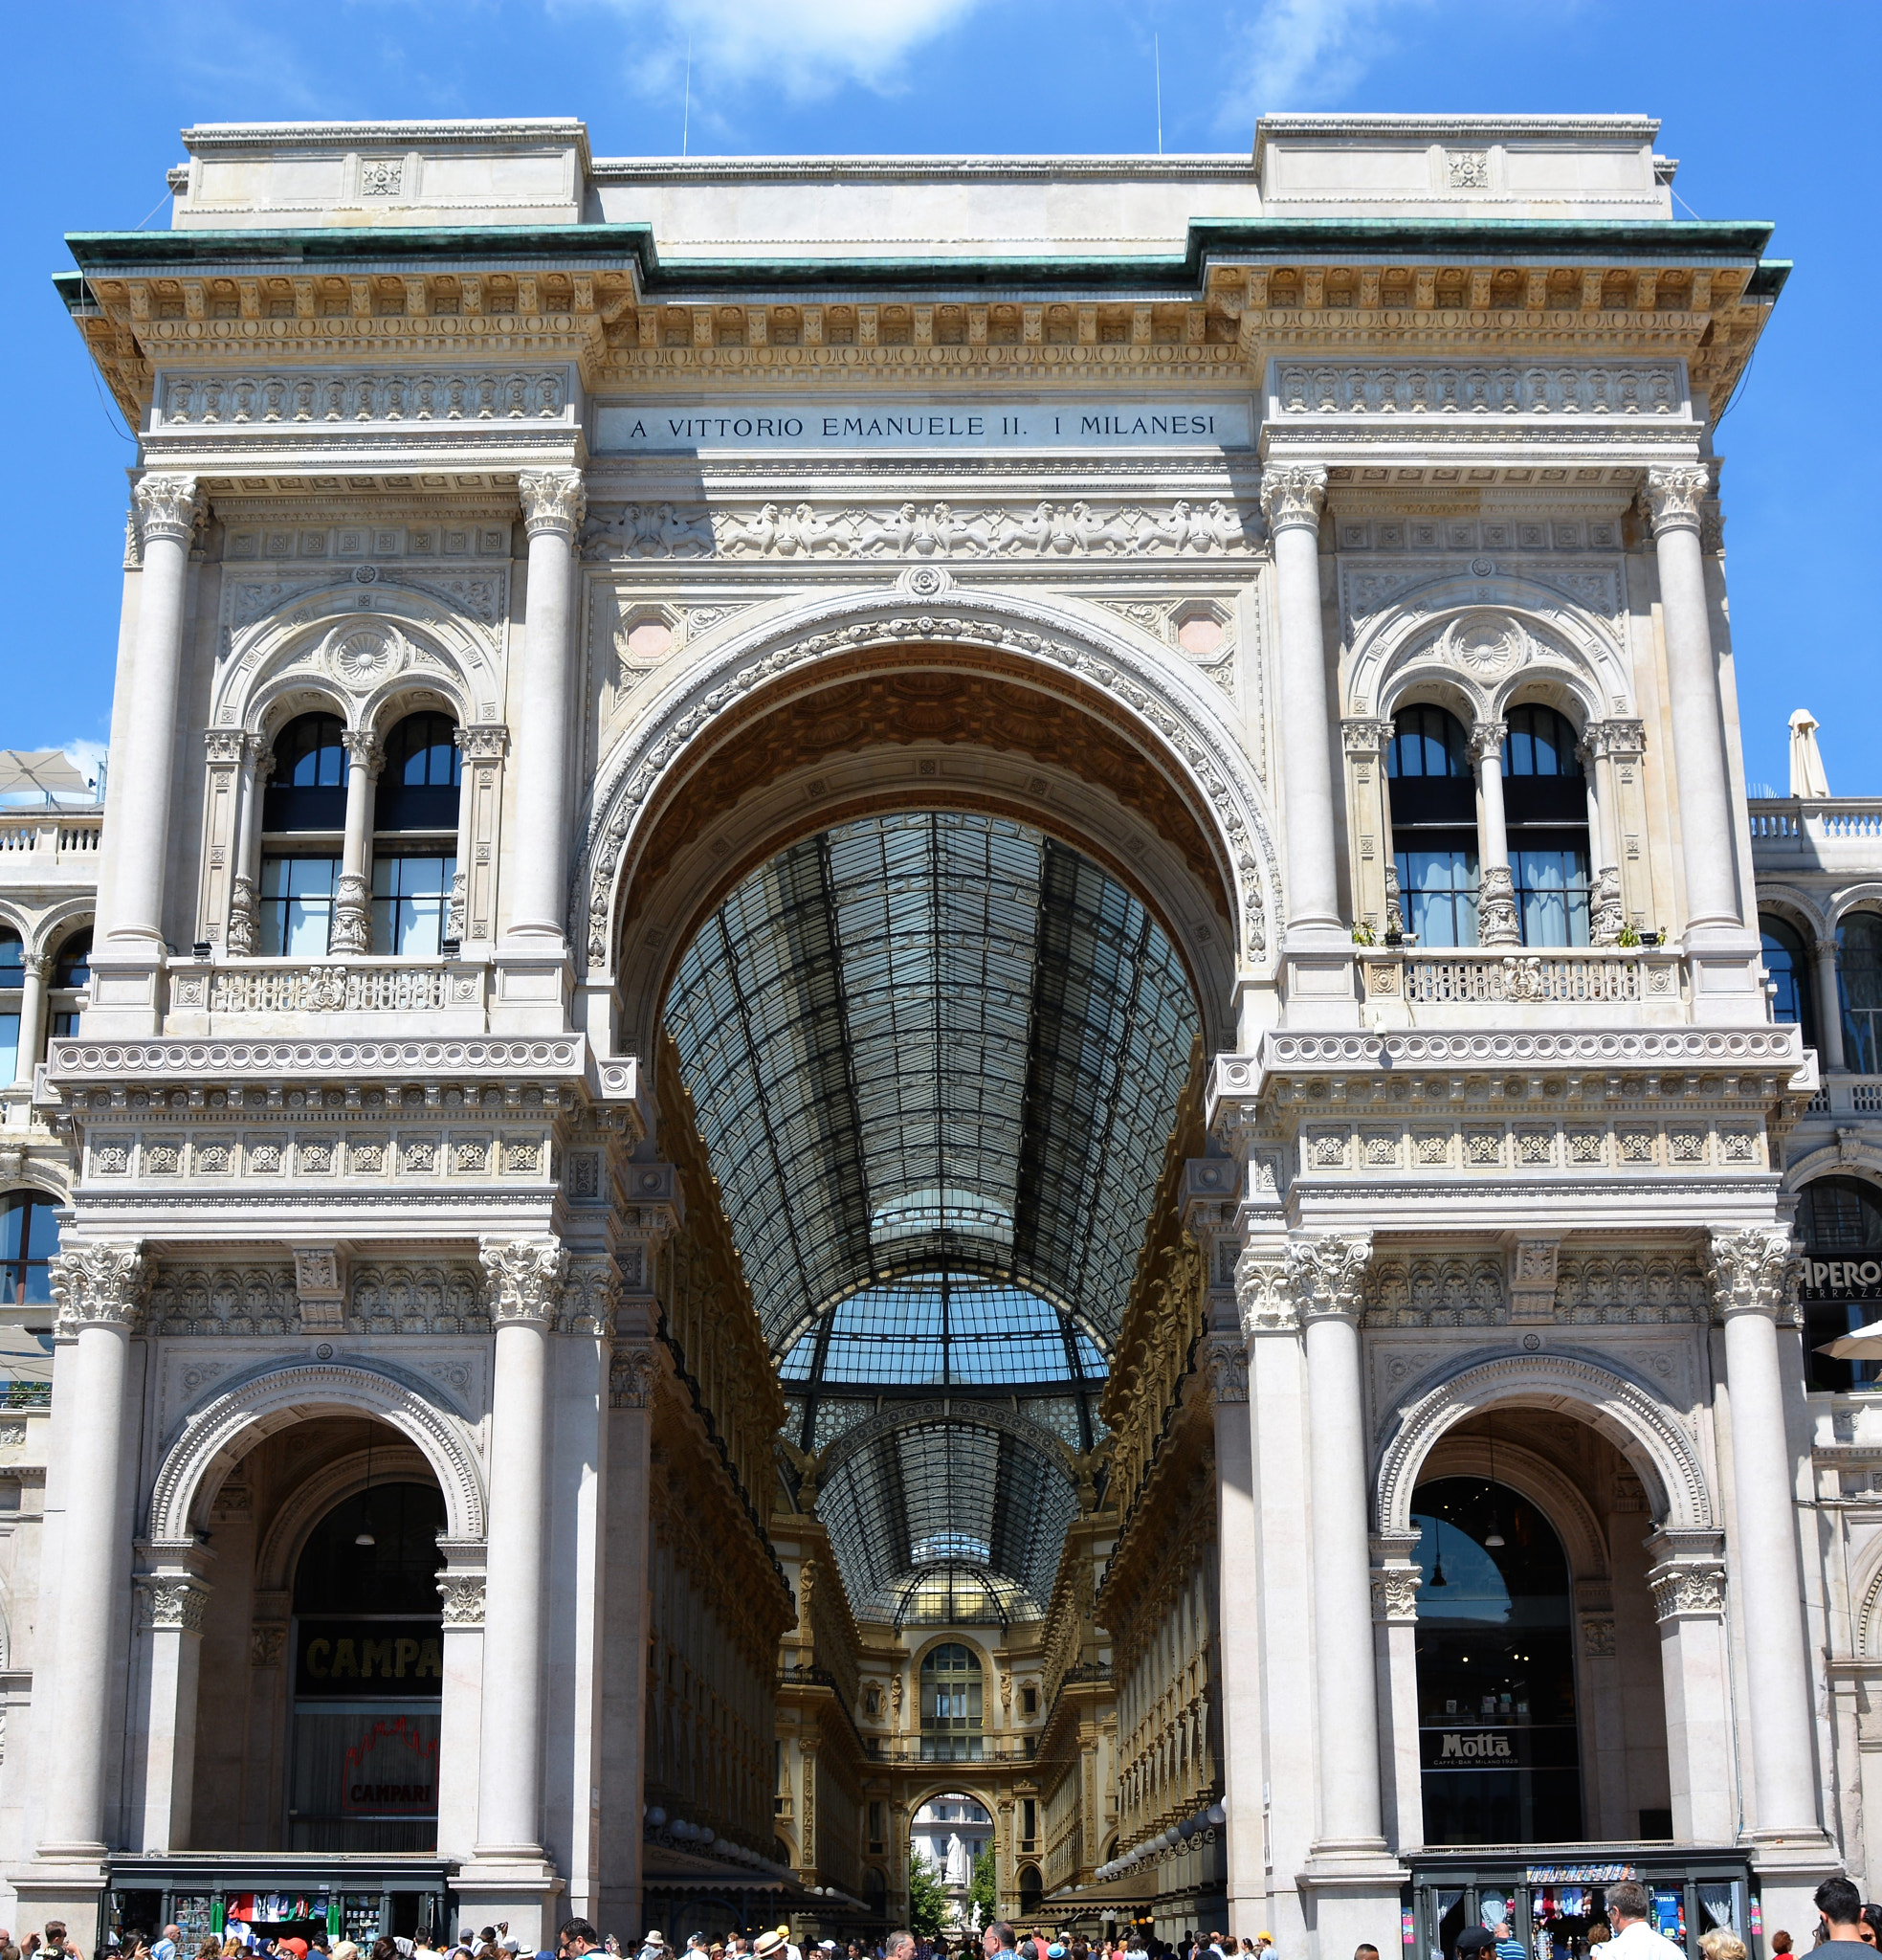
[60,740,109,795]
[1217,0,1436,123]
[571,0,985,103]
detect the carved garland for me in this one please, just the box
[576,592,1280,981]
[1375,1349,1715,1538]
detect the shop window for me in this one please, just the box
[1411,1476,1582,1845]
[0,1190,60,1306]
[289,1476,446,1853]
[1798,1175,1882,1392]
[1503,705,1590,947]
[1760,915,1817,1051]
[920,1642,985,1762]
[260,856,342,957]
[1841,912,1882,1073]
[1387,705,1477,947]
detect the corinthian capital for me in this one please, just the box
[1644,464,1712,536]
[1705,1225,1799,1321]
[479,1234,568,1325]
[49,1241,148,1333]
[1258,463,1328,533]
[1285,1232,1373,1324]
[340,729,384,773]
[519,468,587,540]
[134,473,205,546]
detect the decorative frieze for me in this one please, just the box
[156,368,571,427]
[1291,1113,1763,1177]
[578,495,1252,562]
[1271,359,1690,421]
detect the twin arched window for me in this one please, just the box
[1385,703,1592,948]
[260,711,460,957]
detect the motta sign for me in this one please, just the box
[1439,1730,1515,1761]
[593,397,1253,454]
[1801,1255,1882,1301]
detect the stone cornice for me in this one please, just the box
[60,214,1783,427]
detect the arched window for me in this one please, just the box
[919,1642,985,1762]
[1017,1863,1043,1917]
[1411,1476,1581,1845]
[1386,706,1477,947]
[261,714,347,956]
[1503,704,1591,947]
[1760,915,1817,1051]
[1841,913,1882,1074]
[372,714,460,956]
[1797,1175,1882,1392]
[50,928,91,1038]
[290,1476,445,1852]
[0,1190,60,1306]
[0,931,20,1082]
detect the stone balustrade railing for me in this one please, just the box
[0,809,102,861]
[1749,796,1882,866]
[1362,946,1685,1011]
[168,958,474,1016]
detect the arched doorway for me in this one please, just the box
[288,1479,446,1850]
[1411,1476,1581,1845]
[910,1793,992,1927]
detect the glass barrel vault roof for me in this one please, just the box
[663,810,1199,1619]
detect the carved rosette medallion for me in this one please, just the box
[326,625,406,690]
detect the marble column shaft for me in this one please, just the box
[1261,466,1342,940]
[1812,939,1848,1073]
[108,477,202,951]
[12,952,47,1086]
[506,470,586,944]
[1647,466,1742,937]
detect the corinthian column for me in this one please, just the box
[473,1235,565,1868]
[108,476,204,954]
[1289,1233,1388,1859]
[1261,466,1342,944]
[12,951,47,1086]
[1469,720,1519,946]
[39,1244,146,1860]
[506,470,586,946]
[1646,466,1743,943]
[330,730,383,955]
[1706,1228,1825,1839]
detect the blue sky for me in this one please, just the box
[4,0,1876,794]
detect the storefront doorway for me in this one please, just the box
[1411,1476,1582,1846]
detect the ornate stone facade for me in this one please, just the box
[0,106,1852,1960]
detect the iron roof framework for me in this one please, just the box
[665,811,1198,1617]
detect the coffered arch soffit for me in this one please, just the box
[1347,569,1635,731]
[1376,1348,1715,1540]
[212,578,501,741]
[610,738,1239,1068]
[576,584,1279,992]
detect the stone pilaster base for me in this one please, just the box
[453,1853,566,1949]
[11,1851,111,1951]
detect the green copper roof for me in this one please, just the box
[55,214,1785,309]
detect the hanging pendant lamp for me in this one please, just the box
[1484,1413,1505,1548]
[355,1426,378,1547]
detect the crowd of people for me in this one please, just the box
[17,1873,1882,1960]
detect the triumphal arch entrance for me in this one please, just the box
[0,107,1836,1960]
